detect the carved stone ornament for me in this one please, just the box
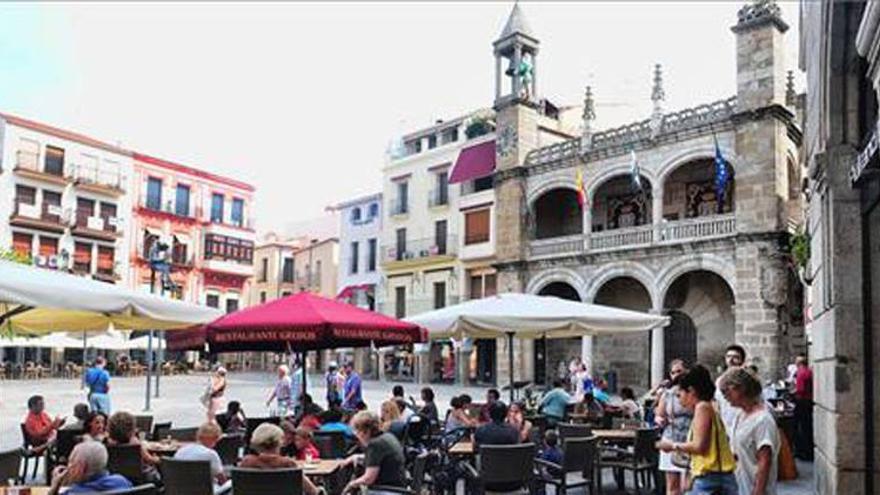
[496,124,518,158]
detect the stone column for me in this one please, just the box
[583,198,592,252]
[581,336,593,375]
[512,44,522,99]
[652,182,664,243]
[495,55,502,101]
[650,304,665,388]
[530,53,537,101]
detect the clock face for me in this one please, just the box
[496,124,517,158]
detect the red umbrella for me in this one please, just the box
[167,292,425,353]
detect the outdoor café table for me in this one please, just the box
[592,429,637,442]
[448,440,475,457]
[298,459,348,494]
[144,439,193,456]
[0,487,51,495]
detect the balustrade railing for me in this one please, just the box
[528,235,585,258]
[589,225,654,251]
[660,213,736,243]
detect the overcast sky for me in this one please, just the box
[0,2,802,234]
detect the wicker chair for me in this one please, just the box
[168,427,198,442]
[214,434,243,466]
[230,467,302,495]
[0,448,23,486]
[597,428,659,493]
[557,423,593,442]
[535,436,598,495]
[107,444,145,485]
[465,443,536,494]
[160,458,214,495]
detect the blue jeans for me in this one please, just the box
[687,472,737,495]
[89,392,111,414]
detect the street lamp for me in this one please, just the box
[145,239,174,411]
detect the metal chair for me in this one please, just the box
[534,436,598,495]
[104,484,159,495]
[151,422,172,441]
[18,424,43,481]
[168,427,198,442]
[0,448,23,486]
[214,434,243,466]
[107,444,145,485]
[466,443,536,494]
[134,416,154,437]
[160,458,214,495]
[230,467,302,495]
[557,423,592,442]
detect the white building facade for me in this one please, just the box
[334,193,382,310]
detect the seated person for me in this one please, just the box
[48,441,132,494]
[63,403,91,431]
[24,394,65,454]
[479,389,501,423]
[473,401,519,450]
[342,411,407,493]
[292,428,320,461]
[592,379,612,404]
[539,380,573,426]
[83,412,109,443]
[379,400,406,438]
[418,387,439,424]
[174,422,230,494]
[391,385,415,421]
[238,423,323,495]
[295,394,324,431]
[506,401,533,443]
[223,401,246,434]
[574,391,604,421]
[319,408,355,441]
[536,430,564,480]
[106,411,161,483]
[617,387,641,419]
[445,396,477,434]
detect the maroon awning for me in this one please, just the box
[449,140,496,184]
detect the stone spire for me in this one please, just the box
[498,1,536,42]
[785,70,796,107]
[650,64,665,138]
[581,86,596,151]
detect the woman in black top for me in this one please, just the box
[418,387,439,424]
[342,411,406,493]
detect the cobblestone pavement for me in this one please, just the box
[0,372,813,493]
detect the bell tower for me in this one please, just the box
[494,2,539,109]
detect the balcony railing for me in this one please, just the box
[660,213,736,243]
[590,224,654,251]
[70,163,126,192]
[377,296,461,318]
[527,214,738,258]
[12,201,62,224]
[428,188,449,207]
[384,235,458,263]
[74,211,120,234]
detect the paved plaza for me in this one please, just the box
[0,371,813,493]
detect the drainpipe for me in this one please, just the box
[861,206,876,495]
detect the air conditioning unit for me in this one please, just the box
[47,204,63,217]
[87,216,105,230]
[19,203,40,218]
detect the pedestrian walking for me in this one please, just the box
[793,354,814,460]
[325,362,342,407]
[85,356,111,414]
[202,366,227,421]
[267,364,293,417]
[342,361,362,411]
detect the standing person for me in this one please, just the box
[290,358,304,415]
[85,357,111,414]
[568,356,582,391]
[654,359,692,495]
[573,364,590,401]
[716,344,746,436]
[204,366,227,422]
[266,364,293,417]
[657,365,737,495]
[325,362,341,407]
[539,380,573,427]
[792,354,814,460]
[342,362,362,411]
[719,367,780,495]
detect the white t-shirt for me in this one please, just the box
[174,443,224,492]
[731,407,780,495]
[715,380,739,438]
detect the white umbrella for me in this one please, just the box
[33,332,83,349]
[0,259,222,334]
[88,333,129,350]
[127,335,166,350]
[405,293,669,401]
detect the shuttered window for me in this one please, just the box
[465,209,490,245]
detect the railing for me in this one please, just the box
[70,163,126,191]
[377,296,461,318]
[13,202,63,224]
[383,235,458,263]
[660,213,736,243]
[428,188,449,207]
[15,151,40,172]
[529,235,585,258]
[590,224,654,251]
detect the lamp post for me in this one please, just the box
[145,239,171,411]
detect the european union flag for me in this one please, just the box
[714,136,729,213]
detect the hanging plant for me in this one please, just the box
[789,231,810,270]
[465,117,491,139]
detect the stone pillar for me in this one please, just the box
[652,182,663,243]
[530,53,537,101]
[650,304,665,387]
[512,44,522,99]
[495,55,502,101]
[581,336,593,375]
[583,199,592,252]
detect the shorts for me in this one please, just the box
[687,472,737,495]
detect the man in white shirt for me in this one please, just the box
[715,344,746,436]
[174,422,230,494]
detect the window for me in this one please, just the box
[204,234,254,264]
[12,232,33,257]
[206,294,220,308]
[260,291,267,304]
[350,241,359,274]
[175,184,190,217]
[146,178,162,210]
[433,281,446,309]
[97,246,114,276]
[315,260,322,290]
[225,298,239,314]
[395,286,406,318]
[232,198,244,227]
[17,138,39,169]
[435,220,448,255]
[427,134,437,149]
[485,273,497,296]
[44,146,65,176]
[436,172,449,205]
[260,258,268,282]
[39,236,58,257]
[367,238,377,272]
[15,185,36,205]
[100,203,117,231]
[281,291,292,297]
[74,242,92,274]
[282,257,294,283]
[396,228,407,261]
[465,209,491,245]
[441,127,459,144]
[369,203,379,218]
[469,271,497,299]
[76,198,95,228]
[171,236,188,265]
[395,182,408,214]
[473,175,493,192]
[211,193,224,223]
[43,191,61,221]
[351,207,362,223]
[405,139,422,155]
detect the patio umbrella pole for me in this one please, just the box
[507,331,515,403]
[144,330,154,411]
[81,331,87,390]
[300,351,307,398]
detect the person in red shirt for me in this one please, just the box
[793,354,814,460]
[24,395,65,454]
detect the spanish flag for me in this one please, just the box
[576,167,587,208]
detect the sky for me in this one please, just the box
[0,1,803,235]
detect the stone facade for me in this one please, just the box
[490,2,804,392]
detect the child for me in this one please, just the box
[293,427,320,461]
[536,430,564,493]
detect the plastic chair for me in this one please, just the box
[535,436,598,495]
[0,448,23,485]
[18,424,43,481]
[597,428,659,492]
[230,467,302,495]
[52,428,83,464]
[160,458,214,495]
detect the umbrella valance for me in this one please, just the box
[405,293,669,340]
[0,260,223,334]
[168,292,425,352]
